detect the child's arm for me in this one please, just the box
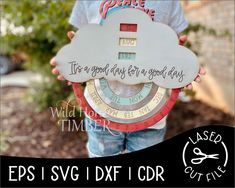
[168,1,206,89]
[178,34,206,89]
[50,0,85,85]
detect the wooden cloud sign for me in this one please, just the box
[55,8,199,89]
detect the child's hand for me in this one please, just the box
[50,31,75,86]
[179,35,206,90]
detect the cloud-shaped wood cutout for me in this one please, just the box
[56,8,199,89]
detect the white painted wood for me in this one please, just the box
[56,8,199,89]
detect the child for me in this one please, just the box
[50,0,205,158]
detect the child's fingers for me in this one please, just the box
[52,68,59,75]
[57,75,65,80]
[67,81,72,86]
[179,35,187,45]
[50,57,57,66]
[195,75,201,83]
[199,67,206,75]
[67,31,75,40]
[186,83,193,90]
[186,73,202,90]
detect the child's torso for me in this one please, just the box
[81,0,171,25]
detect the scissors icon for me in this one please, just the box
[191,147,219,165]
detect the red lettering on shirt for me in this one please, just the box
[99,0,155,20]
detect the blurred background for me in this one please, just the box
[0,0,234,158]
